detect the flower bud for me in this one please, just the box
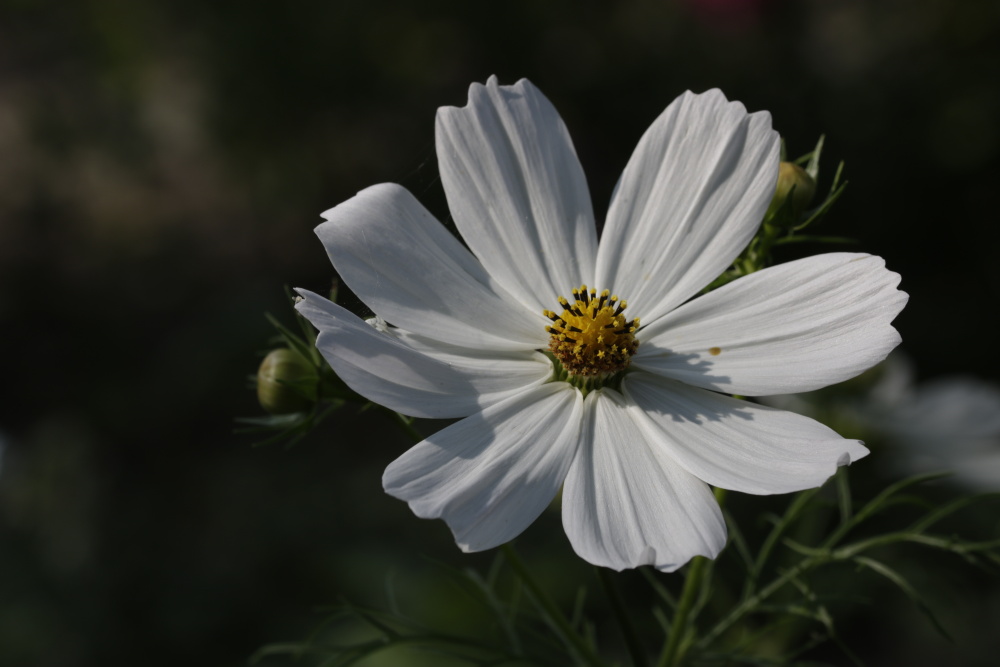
[256,348,319,414]
[766,161,817,224]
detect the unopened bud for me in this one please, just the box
[766,161,817,224]
[256,348,319,414]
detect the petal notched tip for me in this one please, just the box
[679,87,774,129]
[604,542,726,574]
[318,182,409,225]
[443,75,534,115]
[456,538,483,554]
[682,87,728,108]
[838,441,869,468]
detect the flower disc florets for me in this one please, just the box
[544,285,639,380]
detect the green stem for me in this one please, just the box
[742,488,819,601]
[657,488,727,667]
[697,555,826,650]
[657,556,708,667]
[501,544,606,667]
[595,567,648,667]
[388,409,423,443]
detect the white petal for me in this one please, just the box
[389,328,558,388]
[595,89,779,323]
[562,389,727,572]
[383,383,583,552]
[623,373,868,495]
[635,253,907,396]
[294,290,552,418]
[436,76,597,312]
[317,183,545,351]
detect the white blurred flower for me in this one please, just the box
[863,357,1000,488]
[763,355,1000,489]
[296,77,906,571]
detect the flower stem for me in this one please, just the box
[657,488,726,667]
[657,556,707,667]
[595,566,648,667]
[501,544,606,667]
[387,409,423,443]
[698,555,825,649]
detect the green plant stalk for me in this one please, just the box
[742,488,819,601]
[389,409,424,443]
[657,556,708,667]
[501,544,606,667]
[698,554,826,649]
[657,488,727,667]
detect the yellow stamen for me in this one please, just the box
[545,284,639,377]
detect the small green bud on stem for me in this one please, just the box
[256,348,319,414]
[766,161,817,225]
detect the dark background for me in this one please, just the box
[1,0,998,665]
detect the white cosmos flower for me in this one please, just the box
[295,77,907,572]
[872,369,1000,489]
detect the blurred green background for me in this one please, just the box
[2,0,999,665]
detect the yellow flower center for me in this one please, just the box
[544,285,640,378]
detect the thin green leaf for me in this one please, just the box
[804,135,825,181]
[651,605,671,635]
[344,602,404,640]
[909,492,1000,532]
[265,312,319,366]
[640,567,678,611]
[690,556,717,625]
[698,552,830,651]
[384,571,401,617]
[745,488,821,598]
[457,568,523,656]
[773,234,856,246]
[723,508,756,573]
[570,586,588,634]
[836,532,1000,562]
[822,472,950,548]
[851,556,954,642]
[595,567,648,667]
[235,413,308,429]
[835,467,852,526]
[792,179,848,232]
[251,641,318,663]
[829,159,845,191]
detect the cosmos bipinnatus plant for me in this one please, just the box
[243,78,1000,667]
